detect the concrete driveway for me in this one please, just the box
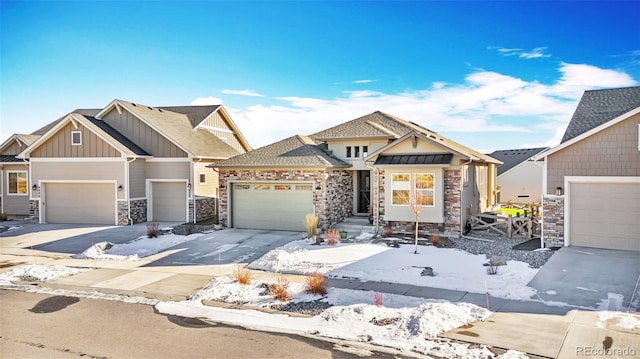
[1,221,303,267]
[528,246,640,311]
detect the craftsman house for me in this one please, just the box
[535,86,640,251]
[14,99,250,225]
[213,111,501,235]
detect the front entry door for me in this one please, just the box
[357,170,371,213]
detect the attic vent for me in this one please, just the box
[148,106,152,110]
[429,135,436,139]
[158,109,163,112]
[132,103,136,106]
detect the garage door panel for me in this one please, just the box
[570,182,640,251]
[152,182,187,222]
[232,183,313,231]
[45,183,115,224]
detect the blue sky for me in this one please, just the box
[1,1,639,152]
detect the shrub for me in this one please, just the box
[269,277,290,301]
[146,222,159,238]
[430,233,440,247]
[304,214,319,239]
[233,266,252,285]
[305,273,327,295]
[325,229,339,245]
[374,292,383,307]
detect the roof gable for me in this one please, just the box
[214,135,350,168]
[561,86,640,143]
[487,147,548,175]
[0,133,40,156]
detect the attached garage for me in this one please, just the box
[231,182,314,231]
[150,181,188,222]
[568,180,640,251]
[44,182,116,224]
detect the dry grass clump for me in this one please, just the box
[268,277,290,301]
[232,266,252,285]
[146,222,159,238]
[305,273,327,295]
[325,229,340,245]
[430,233,440,247]
[304,214,319,238]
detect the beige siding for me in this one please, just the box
[30,122,120,158]
[145,161,190,179]
[30,161,125,199]
[461,164,480,215]
[193,161,218,197]
[498,162,544,203]
[1,164,30,215]
[201,112,246,153]
[129,159,146,198]
[1,140,25,155]
[547,114,640,194]
[327,139,388,170]
[101,108,187,157]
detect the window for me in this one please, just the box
[415,173,435,206]
[199,173,206,184]
[254,184,270,190]
[354,146,360,158]
[8,171,27,195]
[391,173,410,205]
[234,184,250,190]
[362,146,368,157]
[346,146,352,158]
[274,184,292,190]
[71,131,82,145]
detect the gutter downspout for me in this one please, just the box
[533,158,546,249]
[459,158,474,237]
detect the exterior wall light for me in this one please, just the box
[555,187,562,196]
[117,185,123,191]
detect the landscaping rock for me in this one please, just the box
[420,267,434,276]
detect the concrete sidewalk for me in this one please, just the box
[1,251,639,358]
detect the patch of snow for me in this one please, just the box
[576,286,599,292]
[0,264,90,285]
[74,233,204,260]
[250,240,538,300]
[497,350,531,358]
[545,290,556,295]
[533,248,549,252]
[598,311,640,330]
[355,232,375,241]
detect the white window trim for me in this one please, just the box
[7,170,28,196]
[415,173,436,208]
[199,172,206,185]
[71,131,82,146]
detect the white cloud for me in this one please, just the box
[191,96,224,105]
[353,79,374,84]
[221,89,264,97]
[214,63,637,150]
[492,46,551,59]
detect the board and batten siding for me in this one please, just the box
[1,164,30,215]
[101,108,187,157]
[193,161,218,197]
[30,161,126,200]
[29,122,120,158]
[128,159,146,198]
[546,114,640,194]
[1,140,26,155]
[145,161,190,180]
[200,112,246,153]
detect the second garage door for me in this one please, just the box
[45,182,116,225]
[231,182,314,231]
[569,182,640,251]
[151,182,187,222]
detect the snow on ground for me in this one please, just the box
[250,239,538,300]
[0,264,90,285]
[74,233,204,260]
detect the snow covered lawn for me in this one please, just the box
[249,239,539,300]
[74,232,204,260]
[0,264,90,285]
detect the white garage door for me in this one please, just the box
[45,183,116,224]
[151,182,187,222]
[232,182,314,231]
[570,182,640,251]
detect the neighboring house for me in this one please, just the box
[16,99,250,225]
[213,111,501,234]
[487,147,548,204]
[535,86,640,251]
[0,134,40,218]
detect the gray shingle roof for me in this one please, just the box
[31,109,101,136]
[487,147,548,175]
[160,105,221,128]
[214,135,351,168]
[311,111,415,139]
[561,86,640,143]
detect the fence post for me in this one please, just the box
[527,217,532,238]
[507,214,512,238]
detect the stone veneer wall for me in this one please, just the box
[117,201,130,225]
[195,196,217,222]
[29,200,39,222]
[218,169,353,229]
[376,169,462,236]
[130,199,147,224]
[542,195,564,248]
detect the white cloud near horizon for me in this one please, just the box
[353,79,374,84]
[196,63,637,150]
[221,89,264,97]
[191,96,224,105]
